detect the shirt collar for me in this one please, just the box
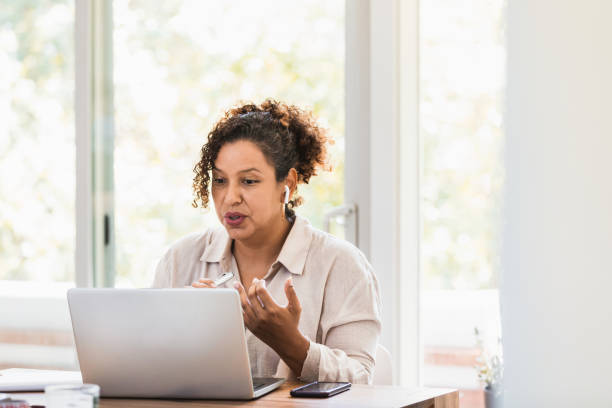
[199,228,233,272]
[275,215,313,276]
[199,215,313,276]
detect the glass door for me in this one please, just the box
[0,0,78,370]
[419,0,505,406]
[112,0,346,287]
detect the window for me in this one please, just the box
[113,0,345,287]
[0,0,77,370]
[419,0,505,406]
[1,0,345,371]
[2,3,505,393]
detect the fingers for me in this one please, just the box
[234,281,257,323]
[284,277,302,316]
[234,281,251,308]
[247,279,264,316]
[236,278,296,326]
[191,278,216,288]
[255,280,278,310]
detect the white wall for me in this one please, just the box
[502,1,612,406]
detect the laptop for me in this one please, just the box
[67,288,285,399]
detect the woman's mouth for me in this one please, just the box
[224,212,246,227]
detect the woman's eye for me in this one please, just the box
[213,178,225,184]
[243,179,259,185]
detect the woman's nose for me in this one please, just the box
[225,182,242,204]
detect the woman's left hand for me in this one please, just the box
[234,277,310,376]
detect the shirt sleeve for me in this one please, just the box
[299,247,382,384]
[151,248,173,288]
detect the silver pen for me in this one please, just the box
[214,272,234,287]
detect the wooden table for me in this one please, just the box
[10,382,457,408]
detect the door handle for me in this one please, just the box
[323,203,358,246]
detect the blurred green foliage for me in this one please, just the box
[113,0,345,286]
[0,0,74,281]
[421,0,505,289]
[1,0,504,293]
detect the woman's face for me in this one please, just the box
[211,140,287,242]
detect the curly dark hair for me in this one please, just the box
[192,100,332,218]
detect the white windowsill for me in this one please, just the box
[0,280,74,331]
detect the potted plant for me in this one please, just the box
[474,327,503,408]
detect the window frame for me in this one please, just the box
[75,0,115,289]
[345,0,421,386]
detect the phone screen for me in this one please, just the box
[302,382,346,392]
[290,381,351,398]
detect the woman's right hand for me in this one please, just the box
[190,279,216,288]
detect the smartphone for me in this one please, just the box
[290,381,351,398]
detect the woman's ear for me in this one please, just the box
[285,168,298,197]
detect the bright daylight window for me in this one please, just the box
[1,0,344,370]
[0,1,77,370]
[420,0,505,407]
[1,3,503,397]
[113,0,345,288]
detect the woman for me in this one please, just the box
[153,100,381,384]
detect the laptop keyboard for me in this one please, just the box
[253,377,278,391]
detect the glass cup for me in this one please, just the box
[45,384,100,408]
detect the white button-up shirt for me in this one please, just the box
[152,215,382,384]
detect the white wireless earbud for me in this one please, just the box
[284,185,290,204]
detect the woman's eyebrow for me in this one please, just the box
[212,167,262,174]
[238,167,262,174]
